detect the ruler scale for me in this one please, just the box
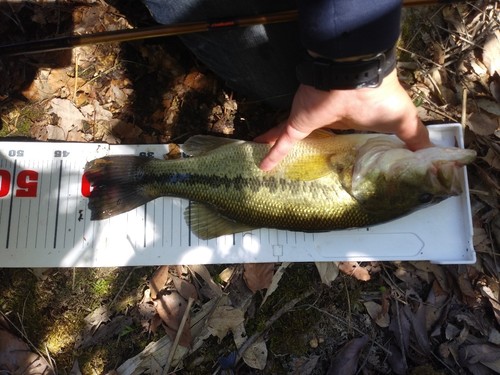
[0,124,476,267]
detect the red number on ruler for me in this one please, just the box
[81,173,93,197]
[0,169,39,198]
[0,170,11,197]
[16,170,39,197]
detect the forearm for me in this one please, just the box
[297,0,402,59]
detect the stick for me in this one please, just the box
[163,297,195,375]
[0,0,465,56]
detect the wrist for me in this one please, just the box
[296,46,397,91]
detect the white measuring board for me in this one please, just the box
[0,124,475,267]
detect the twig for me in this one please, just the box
[109,267,137,309]
[461,86,467,128]
[235,290,313,363]
[163,297,195,375]
[307,304,392,356]
[344,279,353,336]
[0,311,55,372]
[73,53,79,103]
[394,301,407,367]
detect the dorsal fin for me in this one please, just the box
[305,129,335,139]
[182,135,244,156]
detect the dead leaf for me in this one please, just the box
[76,315,133,349]
[483,29,500,76]
[315,262,339,286]
[219,266,235,284]
[407,301,431,355]
[0,329,55,374]
[467,111,499,136]
[460,344,500,373]
[233,322,267,370]
[410,262,449,291]
[150,266,170,299]
[243,263,275,293]
[389,303,411,356]
[484,148,500,170]
[425,280,449,333]
[480,284,500,325]
[80,99,113,122]
[476,98,500,116]
[289,356,320,375]
[189,265,222,297]
[338,262,371,281]
[207,306,245,341]
[327,335,369,375]
[47,98,85,141]
[83,305,111,332]
[155,291,191,347]
[172,275,198,301]
[364,301,390,328]
[261,262,290,307]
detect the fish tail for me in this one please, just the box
[85,156,157,220]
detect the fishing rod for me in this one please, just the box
[0,0,463,56]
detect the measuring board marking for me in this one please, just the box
[0,124,476,266]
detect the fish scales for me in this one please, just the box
[137,142,369,230]
[85,132,476,239]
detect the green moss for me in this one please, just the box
[0,267,153,373]
[246,264,321,369]
[0,104,45,137]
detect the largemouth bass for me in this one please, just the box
[84,131,476,239]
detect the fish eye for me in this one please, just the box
[418,193,434,203]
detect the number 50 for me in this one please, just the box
[0,169,39,198]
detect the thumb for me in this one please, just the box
[396,116,433,151]
[259,123,309,171]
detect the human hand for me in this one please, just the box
[255,70,433,171]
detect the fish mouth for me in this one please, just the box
[431,161,463,195]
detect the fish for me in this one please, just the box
[84,131,476,240]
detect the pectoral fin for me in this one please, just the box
[285,154,333,181]
[185,202,256,240]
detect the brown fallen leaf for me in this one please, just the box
[483,29,500,76]
[243,263,275,293]
[406,300,431,355]
[207,305,245,341]
[460,343,500,373]
[315,262,339,286]
[326,335,369,375]
[364,301,390,328]
[155,291,192,347]
[338,262,371,281]
[425,280,449,333]
[261,262,290,307]
[150,265,170,299]
[233,322,267,370]
[289,356,320,375]
[0,329,55,375]
[467,111,499,136]
[172,275,198,301]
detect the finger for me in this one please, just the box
[396,116,434,151]
[259,125,309,171]
[253,123,284,144]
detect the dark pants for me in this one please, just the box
[143,0,301,108]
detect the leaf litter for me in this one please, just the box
[0,1,499,374]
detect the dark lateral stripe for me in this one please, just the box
[143,173,301,194]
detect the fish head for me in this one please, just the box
[348,137,476,216]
